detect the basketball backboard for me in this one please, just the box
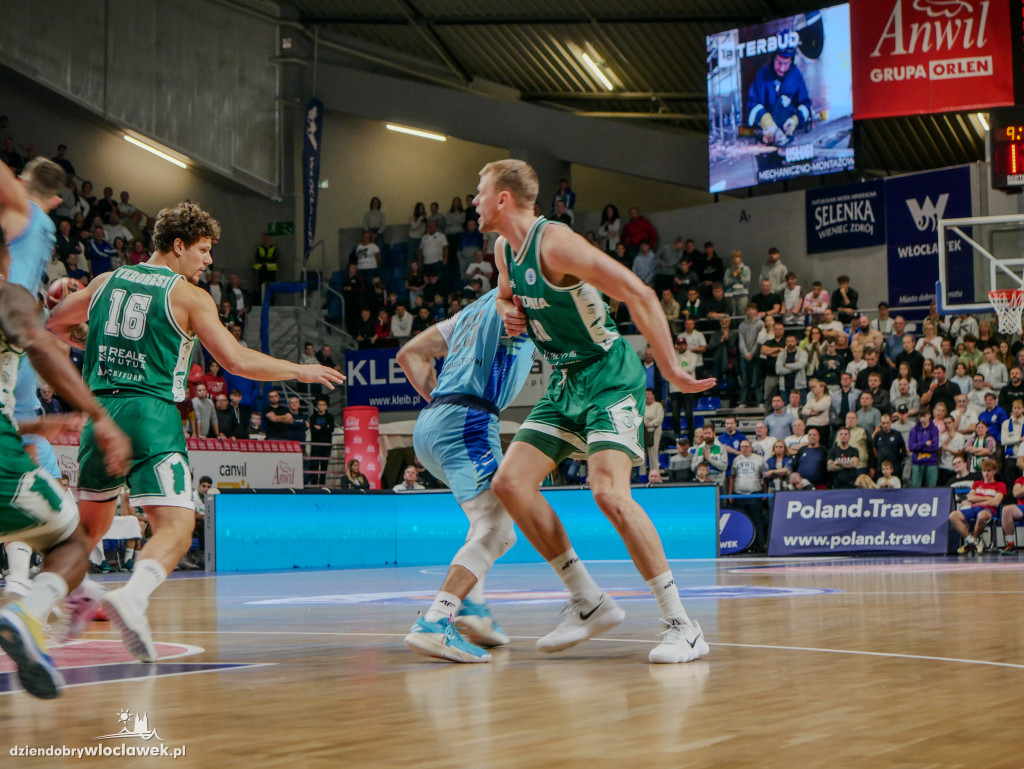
[935,214,1024,314]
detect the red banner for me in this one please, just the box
[343,406,381,490]
[852,0,1016,119]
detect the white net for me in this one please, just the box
[988,289,1024,334]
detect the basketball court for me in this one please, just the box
[3,556,1022,767]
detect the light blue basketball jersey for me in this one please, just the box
[432,289,535,410]
[7,202,59,477]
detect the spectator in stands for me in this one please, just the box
[691,426,727,485]
[668,435,692,482]
[551,178,575,214]
[818,308,845,343]
[43,247,66,287]
[227,389,251,439]
[731,440,767,548]
[262,389,291,440]
[631,240,657,288]
[920,364,959,414]
[86,224,115,277]
[875,460,901,489]
[915,322,943,363]
[596,205,621,254]
[873,412,906,474]
[1,137,23,174]
[802,280,830,325]
[950,458,1004,554]
[891,334,925,384]
[38,383,61,414]
[675,255,700,299]
[979,392,1007,441]
[794,427,827,487]
[802,378,832,446]
[620,206,658,256]
[394,465,425,491]
[816,339,843,391]
[709,317,737,404]
[738,303,763,406]
[872,302,895,336]
[355,230,381,285]
[55,218,82,264]
[285,396,308,447]
[959,335,984,376]
[978,346,1009,391]
[846,346,866,382]
[444,196,465,258]
[760,319,785,405]
[1001,399,1024,482]
[968,374,993,413]
[643,388,664,474]
[865,372,890,415]
[411,305,434,336]
[244,411,265,439]
[723,250,751,317]
[660,288,681,331]
[669,336,700,442]
[908,407,940,487]
[938,414,967,484]
[704,283,730,324]
[341,263,365,331]
[850,315,884,358]
[759,247,788,294]
[65,252,89,286]
[213,393,236,440]
[342,459,370,490]
[202,359,227,398]
[391,304,412,345]
[363,196,385,242]
[843,410,871,473]
[191,382,216,438]
[830,372,861,429]
[889,364,917,400]
[856,392,882,437]
[775,333,807,398]
[828,427,860,489]
[997,457,1024,555]
[1000,367,1024,414]
[457,221,485,281]
[830,275,858,324]
[943,312,979,347]
[418,219,448,281]
[747,421,772,457]
[781,272,802,324]
[353,308,375,349]
[718,417,747,483]
[699,242,725,296]
[51,143,75,176]
[764,439,793,491]
[786,470,814,490]
[751,278,782,319]
[786,416,809,452]
[962,421,995,475]
[550,200,573,227]
[679,316,707,355]
[950,392,978,436]
[855,348,889,391]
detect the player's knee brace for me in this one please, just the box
[451,489,516,579]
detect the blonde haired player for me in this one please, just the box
[478,160,716,663]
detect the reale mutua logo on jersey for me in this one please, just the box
[905,193,948,232]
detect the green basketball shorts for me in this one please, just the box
[514,339,647,465]
[78,393,194,510]
[0,416,79,549]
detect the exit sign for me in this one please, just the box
[266,221,295,236]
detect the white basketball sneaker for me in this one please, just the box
[649,618,710,664]
[535,593,625,653]
[102,589,157,663]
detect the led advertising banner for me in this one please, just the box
[707,4,854,192]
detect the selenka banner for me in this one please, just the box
[884,165,972,308]
[768,487,953,555]
[851,0,1015,119]
[51,436,304,491]
[805,179,886,254]
[302,97,324,257]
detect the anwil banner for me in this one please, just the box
[51,436,304,491]
[768,488,953,556]
[851,0,1016,118]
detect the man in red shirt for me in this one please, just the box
[619,206,658,257]
[950,458,1004,554]
[997,455,1024,556]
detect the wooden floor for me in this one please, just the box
[3,555,1024,769]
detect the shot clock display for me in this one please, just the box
[991,107,1024,191]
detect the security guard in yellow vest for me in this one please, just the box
[254,233,278,297]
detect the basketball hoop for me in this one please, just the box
[988,289,1024,334]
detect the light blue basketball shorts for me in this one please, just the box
[412,403,503,505]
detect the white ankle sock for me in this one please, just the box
[88,544,104,566]
[21,572,68,621]
[425,591,461,623]
[125,548,135,561]
[4,542,32,585]
[548,549,603,607]
[120,559,167,611]
[646,570,689,624]
[466,578,485,605]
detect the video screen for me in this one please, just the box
[707,4,854,193]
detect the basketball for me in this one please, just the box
[45,276,85,309]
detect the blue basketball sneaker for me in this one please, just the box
[0,601,65,699]
[455,599,510,648]
[404,615,491,663]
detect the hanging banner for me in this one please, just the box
[851,0,1015,119]
[884,166,972,308]
[805,179,886,254]
[343,406,381,490]
[344,348,439,412]
[302,97,324,257]
[769,488,953,556]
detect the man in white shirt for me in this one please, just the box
[802,281,830,324]
[465,250,494,283]
[781,272,802,324]
[751,421,777,457]
[102,210,132,245]
[978,346,1009,391]
[419,220,448,278]
[818,308,846,341]
[871,302,895,336]
[942,313,979,346]
[951,392,979,436]
[968,375,994,413]
[731,440,767,550]
[390,304,413,343]
[679,317,707,355]
[785,419,809,454]
[355,230,382,279]
[393,465,426,491]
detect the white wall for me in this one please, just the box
[2,78,291,286]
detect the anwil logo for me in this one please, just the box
[906,193,949,232]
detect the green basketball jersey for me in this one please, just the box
[0,328,22,427]
[84,263,195,402]
[503,217,620,368]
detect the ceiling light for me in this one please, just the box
[386,123,447,142]
[123,134,188,169]
[976,112,989,132]
[582,53,614,91]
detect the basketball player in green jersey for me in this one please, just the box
[47,202,345,663]
[0,226,130,698]
[479,160,716,663]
